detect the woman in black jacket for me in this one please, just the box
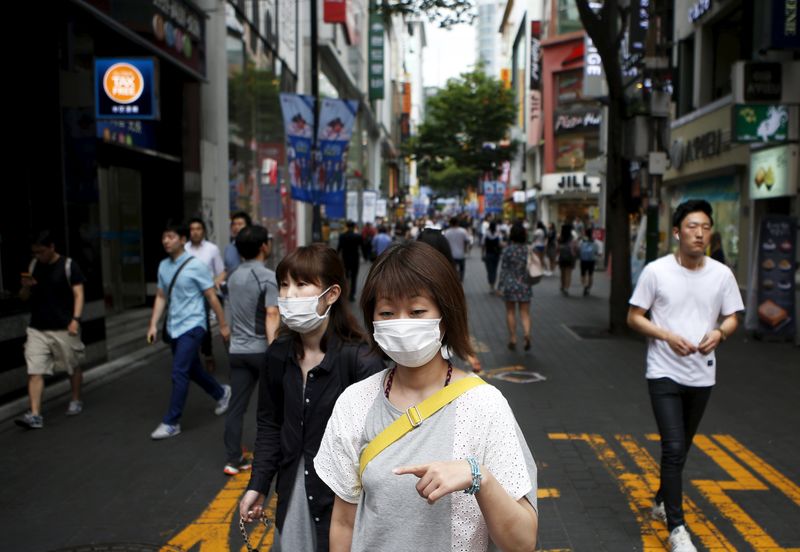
[239,244,383,551]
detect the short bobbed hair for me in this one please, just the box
[360,241,475,360]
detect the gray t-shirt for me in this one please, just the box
[227,260,279,354]
[272,461,317,552]
[315,370,538,552]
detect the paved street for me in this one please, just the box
[1,253,798,552]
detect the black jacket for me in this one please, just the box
[247,334,384,551]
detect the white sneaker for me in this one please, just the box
[214,384,232,415]
[66,400,83,416]
[668,525,697,552]
[151,422,181,440]
[651,500,667,524]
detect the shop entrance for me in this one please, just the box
[99,166,146,313]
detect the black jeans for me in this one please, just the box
[224,353,263,463]
[453,258,466,282]
[648,377,713,531]
[483,253,499,286]
[344,262,359,300]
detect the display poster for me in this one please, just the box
[755,215,797,338]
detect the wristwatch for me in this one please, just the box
[72,316,82,323]
[716,327,727,341]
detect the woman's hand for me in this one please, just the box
[239,490,266,522]
[393,460,473,504]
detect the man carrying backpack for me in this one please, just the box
[16,231,86,429]
[579,227,600,296]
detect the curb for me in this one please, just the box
[0,342,170,423]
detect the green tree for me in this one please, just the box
[376,0,475,27]
[406,68,517,194]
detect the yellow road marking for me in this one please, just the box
[548,432,664,551]
[691,435,783,550]
[616,434,735,551]
[160,472,276,552]
[538,488,561,499]
[714,434,800,507]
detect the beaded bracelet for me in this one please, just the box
[463,457,482,495]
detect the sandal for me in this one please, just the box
[507,341,516,351]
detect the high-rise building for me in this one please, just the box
[476,0,501,76]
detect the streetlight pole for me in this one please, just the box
[310,0,322,243]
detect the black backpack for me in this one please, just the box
[559,242,574,264]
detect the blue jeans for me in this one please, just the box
[648,377,712,531]
[164,326,224,425]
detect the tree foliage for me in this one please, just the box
[376,0,475,27]
[406,68,517,194]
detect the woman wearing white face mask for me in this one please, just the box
[314,241,539,552]
[239,244,384,552]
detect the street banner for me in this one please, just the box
[279,93,316,204]
[375,199,387,218]
[316,98,359,218]
[754,215,797,339]
[484,181,504,215]
[363,190,377,223]
[346,190,359,222]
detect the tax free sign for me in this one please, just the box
[95,58,158,120]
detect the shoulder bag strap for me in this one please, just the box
[359,376,487,477]
[164,257,194,316]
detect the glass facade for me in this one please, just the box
[557,0,583,35]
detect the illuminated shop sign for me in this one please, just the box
[749,144,799,200]
[95,59,158,120]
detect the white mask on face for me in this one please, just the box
[373,318,443,368]
[278,287,332,333]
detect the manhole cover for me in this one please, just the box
[567,325,612,339]
[48,544,183,552]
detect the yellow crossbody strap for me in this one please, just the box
[359,376,487,477]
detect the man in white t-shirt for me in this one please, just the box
[186,217,225,373]
[443,217,471,282]
[627,199,743,552]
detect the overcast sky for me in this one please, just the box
[423,22,477,89]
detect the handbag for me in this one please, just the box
[526,246,543,286]
[359,376,487,477]
[161,257,194,344]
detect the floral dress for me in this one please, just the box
[499,243,532,302]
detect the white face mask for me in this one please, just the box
[373,318,443,368]
[278,287,332,333]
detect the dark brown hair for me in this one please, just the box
[360,241,475,360]
[276,244,364,353]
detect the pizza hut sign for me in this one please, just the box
[554,111,602,133]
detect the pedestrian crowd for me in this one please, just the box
[12,199,743,552]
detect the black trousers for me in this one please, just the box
[344,262,359,299]
[648,377,713,531]
[224,353,264,463]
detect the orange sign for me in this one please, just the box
[103,62,145,104]
[500,68,511,89]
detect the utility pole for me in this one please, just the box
[310,0,322,243]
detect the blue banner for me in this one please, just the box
[279,93,316,204]
[316,98,359,218]
[484,181,505,215]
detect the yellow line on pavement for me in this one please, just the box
[616,434,735,551]
[537,488,561,498]
[484,365,526,377]
[548,432,664,551]
[160,472,276,552]
[692,435,782,550]
[714,434,800,508]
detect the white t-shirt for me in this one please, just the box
[443,227,471,260]
[185,240,224,278]
[629,254,744,386]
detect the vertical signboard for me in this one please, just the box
[629,0,650,52]
[279,93,316,203]
[528,21,542,148]
[368,11,385,100]
[583,36,606,98]
[755,215,797,339]
[362,190,377,223]
[316,98,360,218]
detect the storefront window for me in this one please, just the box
[557,0,583,35]
[671,177,740,270]
[555,134,599,171]
[556,69,583,106]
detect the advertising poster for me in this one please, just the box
[484,181,505,215]
[316,98,359,218]
[279,93,316,203]
[755,215,797,338]
[362,190,377,223]
[733,105,790,143]
[749,144,799,200]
